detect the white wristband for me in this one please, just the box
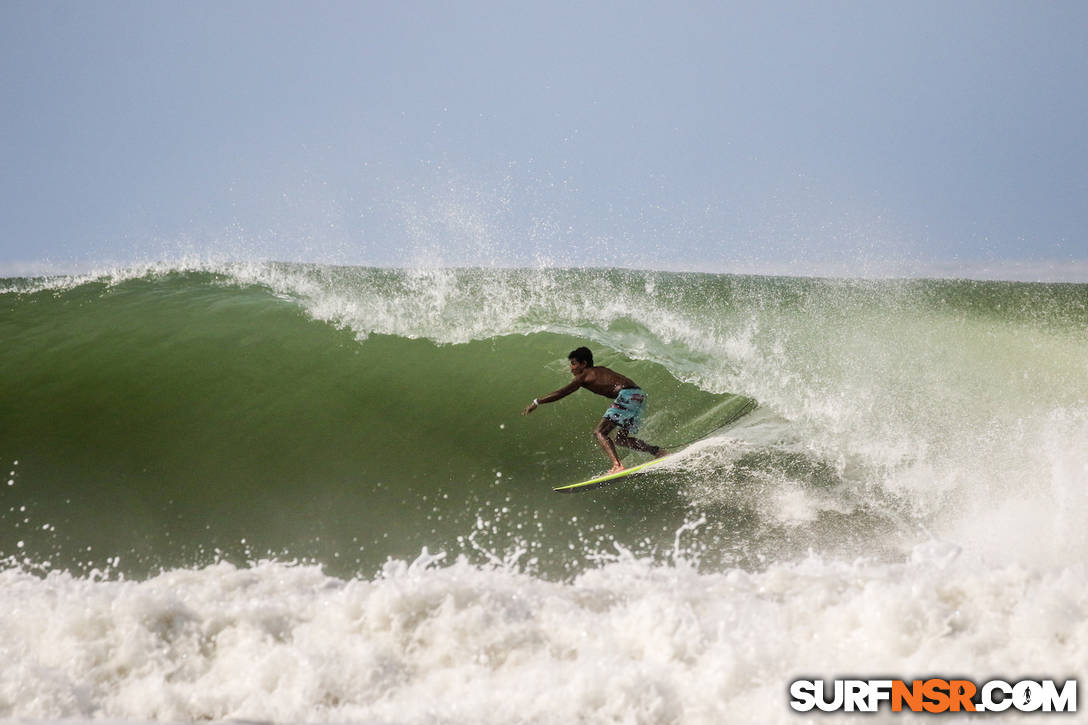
[533,398,539,405]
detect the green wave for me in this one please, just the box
[0,268,752,576]
[2,264,1085,577]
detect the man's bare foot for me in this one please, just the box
[654,448,669,458]
[608,463,626,474]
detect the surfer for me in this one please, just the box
[523,347,667,474]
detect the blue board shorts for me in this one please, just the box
[603,387,647,434]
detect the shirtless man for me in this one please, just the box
[522,347,667,474]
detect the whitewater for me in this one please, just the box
[2,262,1086,723]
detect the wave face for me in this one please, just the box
[2,263,1086,722]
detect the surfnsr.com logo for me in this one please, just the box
[789,678,1077,714]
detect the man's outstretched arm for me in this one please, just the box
[522,377,582,415]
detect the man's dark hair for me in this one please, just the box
[568,346,594,366]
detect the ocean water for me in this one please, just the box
[2,262,1086,723]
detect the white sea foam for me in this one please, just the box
[2,546,1084,724]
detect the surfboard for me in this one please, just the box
[552,454,674,493]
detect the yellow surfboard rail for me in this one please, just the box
[552,454,674,493]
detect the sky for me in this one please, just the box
[2,0,1087,280]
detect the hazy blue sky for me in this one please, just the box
[2,1,1086,279]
